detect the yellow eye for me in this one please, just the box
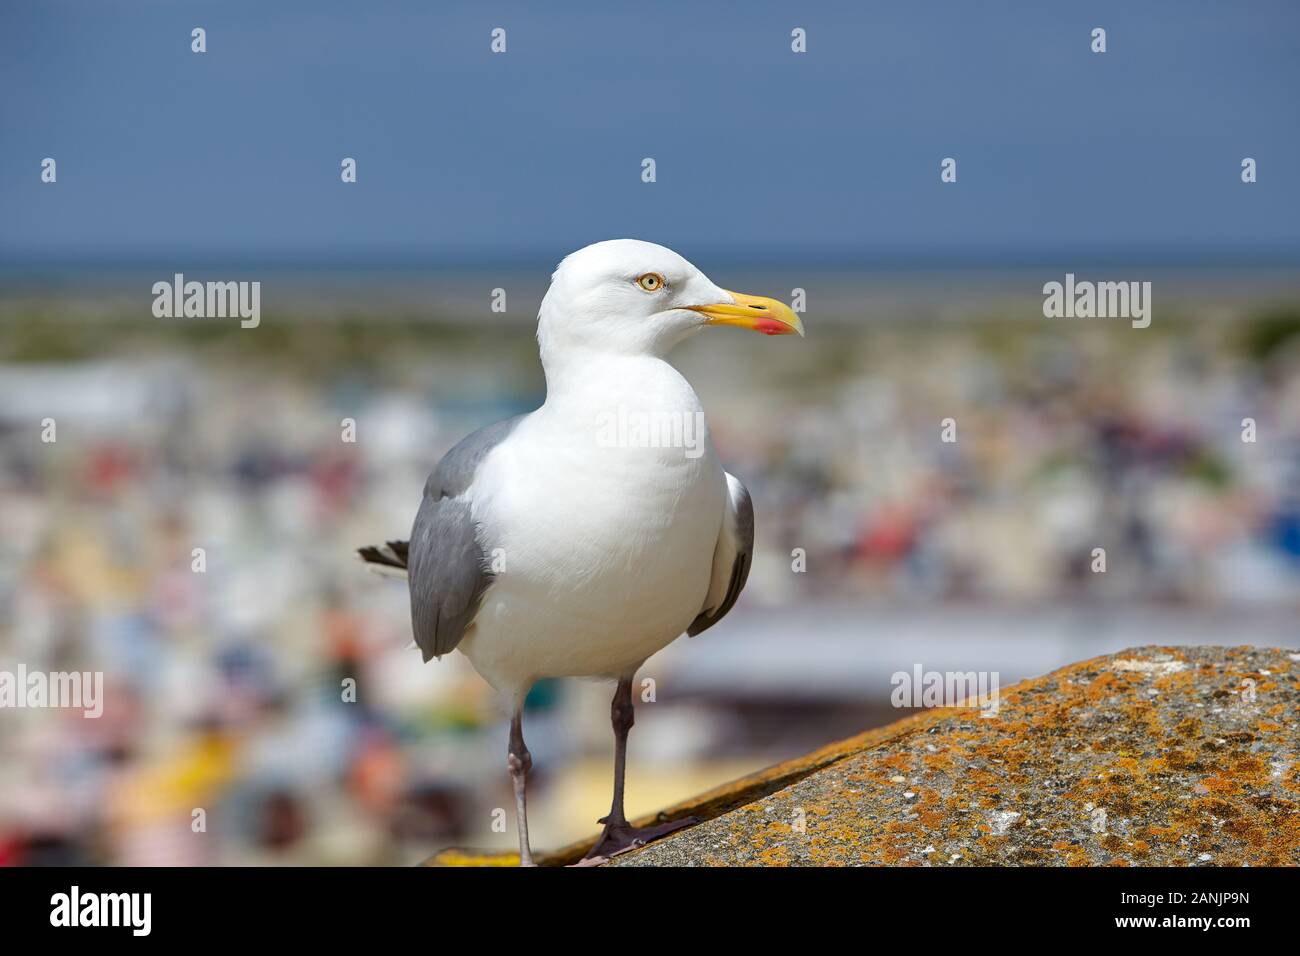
[636,273,665,292]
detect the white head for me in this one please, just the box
[537,239,803,367]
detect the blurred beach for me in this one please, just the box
[2,264,1298,864]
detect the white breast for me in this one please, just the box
[459,356,727,696]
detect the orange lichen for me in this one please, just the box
[427,646,1300,867]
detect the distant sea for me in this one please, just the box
[3,247,1299,325]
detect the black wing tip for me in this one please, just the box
[687,551,751,638]
[358,543,408,569]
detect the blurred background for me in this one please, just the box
[2,0,1298,865]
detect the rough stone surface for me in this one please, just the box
[612,645,1300,867]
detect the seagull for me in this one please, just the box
[359,239,803,865]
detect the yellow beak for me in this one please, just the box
[686,290,805,337]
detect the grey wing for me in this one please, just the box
[687,472,754,637]
[406,415,521,662]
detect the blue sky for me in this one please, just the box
[2,0,1298,266]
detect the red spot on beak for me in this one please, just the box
[755,319,790,335]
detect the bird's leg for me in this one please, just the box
[602,676,636,830]
[507,710,536,867]
[581,676,694,862]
